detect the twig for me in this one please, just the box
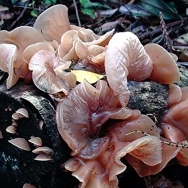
[14,5,42,11]
[10,2,29,29]
[125,129,188,148]
[73,0,81,27]
[159,12,172,52]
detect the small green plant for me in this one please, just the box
[79,0,109,19]
[30,0,57,18]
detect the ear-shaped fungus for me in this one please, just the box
[105,32,153,107]
[56,79,175,187]
[78,28,114,47]
[64,135,162,188]
[162,87,188,139]
[0,26,44,88]
[0,44,18,88]
[108,112,180,177]
[125,142,180,177]
[144,43,180,84]
[167,84,182,107]
[58,28,114,63]
[58,30,87,61]
[34,4,71,43]
[23,42,55,64]
[105,32,180,107]
[87,45,105,65]
[56,80,132,157]
[28,50,76,95]
[161,87,188,166]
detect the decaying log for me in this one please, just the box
[0,80,78,188]
[1,64,188,188]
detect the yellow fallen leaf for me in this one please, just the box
[71,70,104,84]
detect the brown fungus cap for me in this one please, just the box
[34,154,54,162]
[23,183,36,188]
[8,138,31,151]
[32,146,54,155]
[6,125,17,134]
[144,43,180,84]
[28,137,42,146]
[16,108,29,118]
[0,130,3,139]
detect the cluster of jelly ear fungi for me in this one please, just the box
[0,4,187,188]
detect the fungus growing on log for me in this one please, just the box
[8,138,31,151]
[167,84,182,107]
[28,50,76,95]
[0,26,44,88]
[0,44,18,88]
[105,32,153,107]
[0,3,186,188]
[58,28,114,62]
[144,43,180,84]
[56,79,179,188]
[34,4,71,43]
[161,87,188,166]
[56,80,132,157]
[23,42,55,64]
[105,32,180,107]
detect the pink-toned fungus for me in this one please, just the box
[56,80,132,157]
[58,28,114,62]
[34,4,71,43]
[126,142,180,177]
[77,28,114,47]
[162,87,188,138]
[34,154,54,162]
[58,30,88,61]
[16,108,29,118]
[0,26,44,88]
[56,79,176,187]
[6,125,17,134]
[0,129,3,139]
[23,41,55,64]
[0,44,18,88]
[87,45,105,65]
[144,43,180,84]
[105,32,153,106]
[28,50,76,95]
[64,135,162,188]
[105,32,181,107]
[161,123,187,143]
[32,146,54,156]
[161,87,188,166]
[167,84,182,107]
